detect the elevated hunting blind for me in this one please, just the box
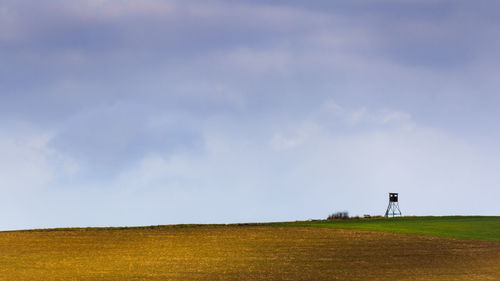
[385,192,402,217]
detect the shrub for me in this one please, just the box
[327,211,349,220]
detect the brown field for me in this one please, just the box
[0,226,499,280]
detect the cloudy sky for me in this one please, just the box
[1,0,500,230]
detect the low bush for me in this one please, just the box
[327,211,349,220]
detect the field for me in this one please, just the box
[0,217,499,280]
[290,216,500,242]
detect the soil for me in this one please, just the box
[0,226,499,280]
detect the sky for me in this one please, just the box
[1,0,500,230]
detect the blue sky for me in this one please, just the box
[1,0,500,230]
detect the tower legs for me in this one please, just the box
[384,202,402,217]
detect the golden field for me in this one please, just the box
[0,225,499,280]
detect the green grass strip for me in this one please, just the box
[282,216,500,242]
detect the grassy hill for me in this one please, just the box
[287,216,500,242]
[0,216,499,280]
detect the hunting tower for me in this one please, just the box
[384,193,402,217]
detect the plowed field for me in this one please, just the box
[0,226,499,280]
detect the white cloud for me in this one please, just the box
[317,100,415,129]
[270,123,319,150]
[86,102,500,225]
[0,124,78,194]
[1,102,498,230]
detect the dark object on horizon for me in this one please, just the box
[327,211,349,220]
[385,193,402,217]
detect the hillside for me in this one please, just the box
[0,217,499,280]
[290,216,500,242]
